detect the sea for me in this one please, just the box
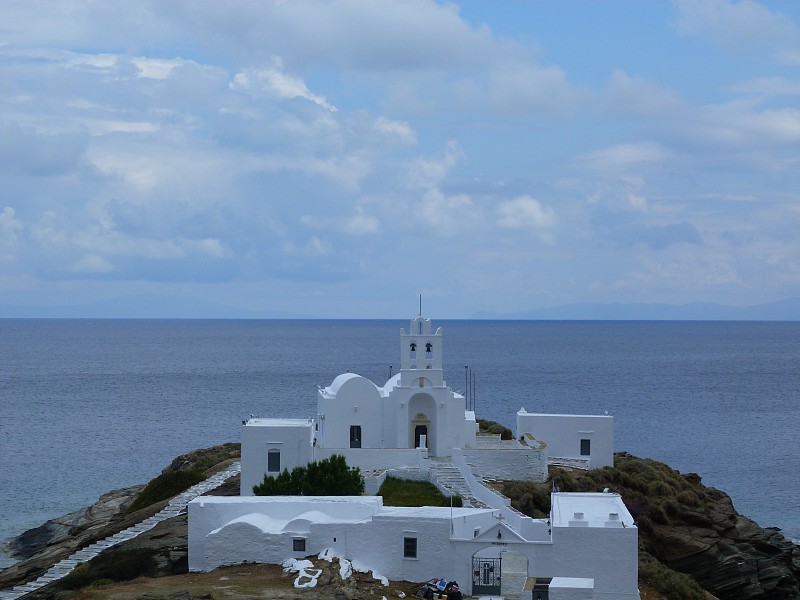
[1,319,799,570]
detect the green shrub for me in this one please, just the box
[59,548,156,590]
[477,419,514,440]
[648,480,674,498]
[253,454,364,496]
[639,550,705,600]
[677,490,701,507]
[128,469,205,514]
[502,481,551,518]
[378,476,460,507]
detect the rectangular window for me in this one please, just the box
[267,449,281,472]
[403,537,417,559]
[580,438,591,456]
[293,538,306,552]
[350,425,362,448]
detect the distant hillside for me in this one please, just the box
[473,298,800,321]
[0,294,299,319]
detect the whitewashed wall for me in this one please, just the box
[516,411,614,469]
[240,420,314,495]
[314,447,427,472]
[317,375,384,449]
[550,526,639,599]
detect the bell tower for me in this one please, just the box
[399,314,443,387]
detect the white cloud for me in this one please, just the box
[305,236,331,257]
[417,188,476,236]
[580,142,670,174]
[372,117,416,145]
[673,0,800,59]
[231,57,337,112]
[729,77,800,97]
[678,102,800,150]
[69,254,116,274]
[343,208,380,235]
[405,141,464,189]
[488,61,576,117]
[496,196,558,231]
[603,70,682,117]
[300,207,380,236]
[587,177,650,213]
[0,206,23,244]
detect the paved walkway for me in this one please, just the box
[0,462,241,600]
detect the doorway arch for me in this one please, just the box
[471,547,528,598]
[408,393,436,453]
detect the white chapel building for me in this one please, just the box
[241,315,481,494]
[191,315,639,599]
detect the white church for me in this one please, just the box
[189,315,640,600]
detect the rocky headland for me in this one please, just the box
[1,446,798,600]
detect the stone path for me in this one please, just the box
[428,459,488,509]
[0,462,241,600]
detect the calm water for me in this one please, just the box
[1,319,798,569]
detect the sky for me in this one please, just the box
[1,1,800,318]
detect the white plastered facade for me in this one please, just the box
[189,492,639,599]
[516,410,615,469]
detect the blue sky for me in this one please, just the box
[1,1,799,318]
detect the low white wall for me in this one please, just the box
[314,447,427,471]
[363,467,430,496]
[549,577,594,600]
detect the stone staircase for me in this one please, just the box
[0,462,241,600]
[428,459,488,509]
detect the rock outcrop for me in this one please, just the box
[502,452,800,600]
[0,444,241,593]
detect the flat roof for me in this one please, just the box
[245,418,313,427]
[517,411,612,418]
[551,492,634,528]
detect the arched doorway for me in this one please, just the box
[412,413,429,449]
[408,393,436,453]
[472,547,501,596]
[471,547,528,598]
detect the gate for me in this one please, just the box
[472,556,501,595]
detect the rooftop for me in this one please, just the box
[550,492,634,528]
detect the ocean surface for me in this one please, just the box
[1,319,799,569]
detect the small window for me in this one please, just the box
[350,425,362,448]
[267,449,281,472]
[403,536,417,558]
[293,538,306,552]
[580,438,591,456]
